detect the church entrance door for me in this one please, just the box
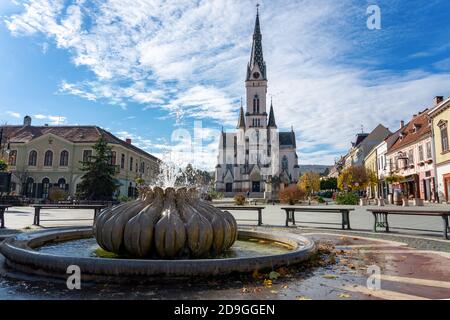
[225,183,232,192]
[252,181,260,193]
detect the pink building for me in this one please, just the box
[386,110,436,201]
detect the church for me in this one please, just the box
[215,8,300,198]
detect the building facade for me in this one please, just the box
[386,110,436,201]
[2,116,159,199]
[428,96,450,202]
[215,9,299,197]
[363,147,378,199]
[343,124,392,169]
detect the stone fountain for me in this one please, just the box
[94,187,237,259]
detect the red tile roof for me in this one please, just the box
[1,125,159,162]
[388,110,431,153]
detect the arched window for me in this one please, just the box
[109,151,116,165]
[121,154,125,169]
[44,150,53,166]
[253,95,260,114]
[26,177,34,197]
[57,178,66,190]
[28,150,37,166]
[42,178,50,199]
[282,156,289,170]
[60,150,69,167]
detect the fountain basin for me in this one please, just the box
[0,227,316,281]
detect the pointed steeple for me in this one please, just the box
[247,4,266,80]
[267,98,277,128]
[237,100,246,128]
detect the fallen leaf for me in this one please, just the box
[296,296,312,300]
[263,279,273,288]
[338,293,351,298]
[270,290,278,294]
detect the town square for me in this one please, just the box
[0,0,449,311]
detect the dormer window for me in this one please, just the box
[413,123,421,133]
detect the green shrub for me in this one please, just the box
[317,196,325,204]
[234,194,246,205]
[335,192,359,205]
[208,190,224,200]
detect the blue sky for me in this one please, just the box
[1,0,450,169]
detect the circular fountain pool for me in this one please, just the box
[0,227,315,282]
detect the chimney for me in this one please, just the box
[434,96,444,106]
[126,138,132,144]
[400,120,404,129]
[23,115,31,126]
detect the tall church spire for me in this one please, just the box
[268,98,277,128]
[237,99,246,128]
[247,4,266,81]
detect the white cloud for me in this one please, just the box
[6,0,450,167]
[6,111,21,118]
[33,114,67,125]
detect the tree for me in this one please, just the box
[337,165,369,191]
[279,185,305,205]
[320,177,338,190]
[0,159,7,172]
[77,135,118,200]
[298,172,321,196]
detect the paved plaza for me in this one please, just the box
[0,203,449,300]
[1,203,448,239]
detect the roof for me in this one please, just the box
[246,8,267,80]
[267,102,277,128]
[388,111,431,153]
[428,97,450,117]
[279,131,295,146]
[353,133,369,147]
[1,125,159,162]
[237,106,246,128]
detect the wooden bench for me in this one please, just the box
[367,208,450,240]
[31,204,108,226]
[214,206,265,226]
[0,205,12,229]
[281,206,355,230]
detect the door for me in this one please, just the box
[225,183,232,192]
[446,178,450,202]
[252,181,260,193]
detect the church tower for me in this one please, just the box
[245,6,268,129]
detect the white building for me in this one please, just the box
[214,8,299,197]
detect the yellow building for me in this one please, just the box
[428,96,450,202]
[2,116,160,199]
[363,147,378,199]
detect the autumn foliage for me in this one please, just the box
[279,185,305,205]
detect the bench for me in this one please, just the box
[367,208,450,240]
[0,205,12,228]
[31,204,108,226]
[281,206,355,230]
[214,206,265,226]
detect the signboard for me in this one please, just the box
[0,172,11,193]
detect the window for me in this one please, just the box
[135,162,138,172]
[121,154,125,169]
[60,150,69,166]
[408,149,414,165]
[418,145,424,162]
[25,177,34,197]
[253,95,260,114]
[441,125,449,153]
[83,150,92,163]
[57,178,66,190]
[426,141,432,159]
[28,150,37,166]
[140,162,145,174]
[130,157,133,171]
[42,178,50,199]
[282,155,288,170]
[44,150,53,166]
[109,151,116,165]
[8,150,17,166]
